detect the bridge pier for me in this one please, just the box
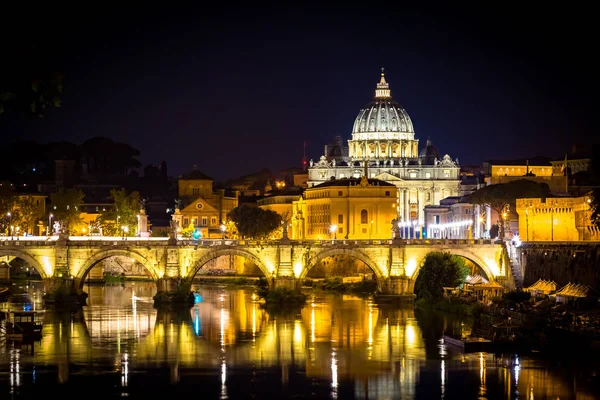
[374,276,416,305]
[153,277,194,309]
[273,276,297,290]
[43,277,88,308]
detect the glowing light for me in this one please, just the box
[331,349,338,399]
[368,307,373,346]
[405,258,417,277]
[266,260,275,274]
[484,258,500,277]
[41,256,53,277]
[514,355,521,387]
[406,323,415,346]
[311,304,316,343]
[121,353,129,387]
[513,235,522,247]
[294,320,302,343]
[293,261,303,278]
[194,308,200,336]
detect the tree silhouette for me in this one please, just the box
[227,204,282,239]
[467,179,551,238]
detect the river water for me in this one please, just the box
[0,282,598,399]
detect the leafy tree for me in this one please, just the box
[98,188,141,236]
[589,145,600,228]
[414,252,470,301]
[49,189,85,234]
[467,179,551,238]
[227,204,282,239]
[181,223,196,238]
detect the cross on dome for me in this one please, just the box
[375,68,390,98]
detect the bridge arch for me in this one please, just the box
[301,248,385,291]
[0,249,49,278]
[410,248,496,284]
[77,249,159,286]
[187,247,271,281]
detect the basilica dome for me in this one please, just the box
[351,71,414,139]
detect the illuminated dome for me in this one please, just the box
[351,70,415,141]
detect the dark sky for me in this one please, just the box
[1,3,596,182]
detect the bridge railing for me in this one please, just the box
[0,236,497,247]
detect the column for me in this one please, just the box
[398,188,404,221]
[418,190,425,226]
[404,189,410,222]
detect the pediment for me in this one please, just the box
[373,172,405,182]
[181,198,219,213]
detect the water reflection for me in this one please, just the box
[0,282,598,399]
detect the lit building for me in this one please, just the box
[171,168,239,239]
[257,186,304,222]
[423,196,477,239]
[307,71,460,226]
[291,176,397,240]
[516,193,599,242]
[482,157,568,194]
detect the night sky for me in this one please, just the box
[1,4,596,182]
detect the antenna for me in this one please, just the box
[302,140,307,171]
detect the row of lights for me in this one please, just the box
[428,220,473,230]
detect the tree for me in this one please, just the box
[414,252,470,301]
[49,189,84,234]
[467,179,551,238]
[227,204,282,239]
[98,188,141,236]
[589,145,600,228]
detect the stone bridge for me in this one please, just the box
[0,235,513,296]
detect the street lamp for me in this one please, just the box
[122,225,129,240]
[6,212,11,239]
[330,224,337,241]
[220,223,226,239]
[48,213,53,236]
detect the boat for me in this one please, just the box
[4,310,43,341]
[7,293,35,311]
[443,334,493,352]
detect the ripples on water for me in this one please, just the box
[0,282,598,399]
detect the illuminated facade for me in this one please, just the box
[291,177,398,240]
[516,194,599,242]
[423,197,477,239]
[308,71,460,226]
[172,168,239,239]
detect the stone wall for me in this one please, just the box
[522,243,600,291]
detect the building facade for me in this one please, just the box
[422,197,475,240]
[307,71,460,226]
[516,194,599,242]
[291,177,398,240]
[171,169,238,239]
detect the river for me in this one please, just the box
[0,281,598,399]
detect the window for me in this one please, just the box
[201,217,207,226]
[385,191,390,196]
[338,190,343,196]
[410,172,417,178]
[338,227,343,234]
[211,217,217,225]
[192,217,198,226]
[465,209,470,215]
[361,209,368,224]
[183,218,189,226]
[425,172,431,178]
[434,215,440,224]
[443,169,450,178]
[362,228,367,234]
[338,214,343,224]
[192,188,200,196]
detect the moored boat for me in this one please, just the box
[443,334,493,352]
[4,310,43,341]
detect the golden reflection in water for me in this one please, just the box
[5,284,600,399]
[479,352,486,398]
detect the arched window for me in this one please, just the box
[361,209,368,224]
